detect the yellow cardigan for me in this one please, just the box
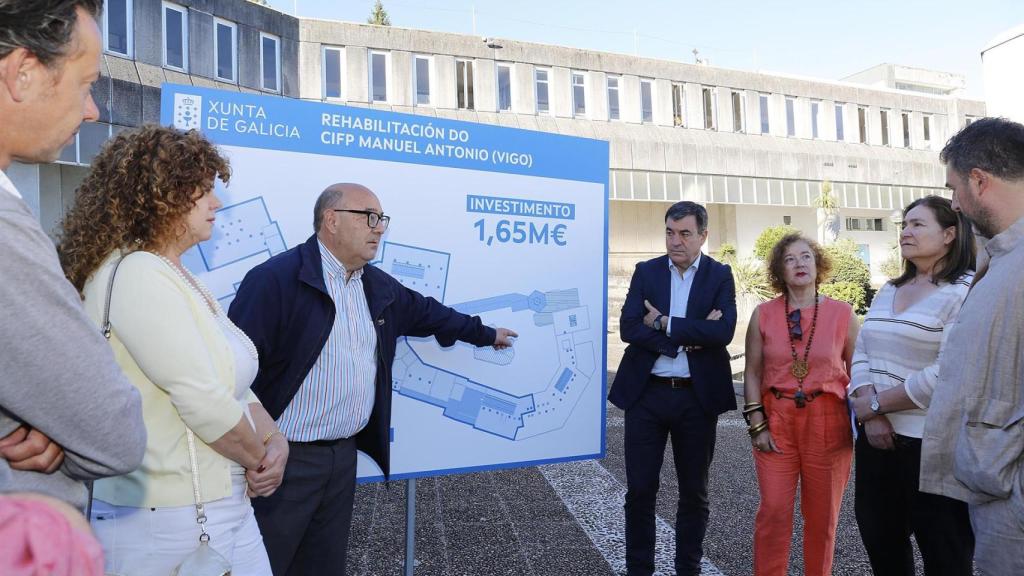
[83,251,259,508]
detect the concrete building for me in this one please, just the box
[8,0,985,286]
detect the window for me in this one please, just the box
[322,46,344,99]
[845,217,884,231]
[104,0,132,56]
[732,91,745,133]
[414,55,430,105]
[835,103,845,141]
[497,64,512,111]
[671,83,684,127]
[572,72,586,117]
[759,94,770,134]
[857,106,868,144]
[212,19,237,82]
[785,97,795,136]
[260,33,280,92]
[783,215,792,225]
[902,111,910,147]
[965,115,977,127]
[702,86,716,130]
[811,100,820,139]
[456,59,474,110]
[640,79,653,123]
[607,75,620,120]
[923,115,932,144]
[535,68,550,114]
[162,3,188,71]
[369,51,388,102]
[880,109,890,146]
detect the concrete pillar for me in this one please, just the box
[512,62,535,115]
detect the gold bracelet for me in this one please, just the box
[262,430,281,445]
[747,420,769,437]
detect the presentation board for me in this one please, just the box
[161,83,608,480]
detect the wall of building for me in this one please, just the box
[983,26,1024,124]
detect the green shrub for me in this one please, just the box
[716,243,738,263]
[824,238,871,287]
[753,225,799,262]
[820,281,866,312]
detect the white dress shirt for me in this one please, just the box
[651,253,701,378]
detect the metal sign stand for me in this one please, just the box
[404,478,417,576]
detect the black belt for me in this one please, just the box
[650,375,693,388]
[293,437,351,447]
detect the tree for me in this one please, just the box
[819,281,866,312]
[367,0,391,26]
[753,225,799,262]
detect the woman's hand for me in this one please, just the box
[245,434,288,498]
[751,428,782,454]
[864,415,896,451]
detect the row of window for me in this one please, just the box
[609,169,948,210]
[103,1,282,92]
[324,48,957,149]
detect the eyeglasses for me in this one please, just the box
[788,309,803,340]
[333,209,390,230]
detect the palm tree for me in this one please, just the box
[813,180,840,243]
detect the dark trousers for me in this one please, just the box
[253,438,357,576]
[624,382,718,576]
[854,430,974,576]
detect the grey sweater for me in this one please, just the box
[0,185,146,510]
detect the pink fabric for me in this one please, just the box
[0,497,104,576]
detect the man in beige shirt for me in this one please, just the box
[921,117,1024,575]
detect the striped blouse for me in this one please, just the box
[848,273,972,438]
[276,240,378,441]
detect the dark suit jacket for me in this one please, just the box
[608,253,737,416]
[228,234,496,479]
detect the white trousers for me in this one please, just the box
[92,474,272,576]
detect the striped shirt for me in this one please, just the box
[277,240,377,441]
[849,273,972,438]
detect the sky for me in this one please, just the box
[264,0,1024,100]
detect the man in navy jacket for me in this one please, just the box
[229,183,516,576]
[608,201,737,576]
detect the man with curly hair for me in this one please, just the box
[0,0,145,510]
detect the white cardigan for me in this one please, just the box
[83,251,259,507]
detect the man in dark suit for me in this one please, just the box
[609,200,737,576]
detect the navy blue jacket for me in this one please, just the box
[228,234,496,479]
[608,254,737,416]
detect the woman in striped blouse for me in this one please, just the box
[849,195,976,575]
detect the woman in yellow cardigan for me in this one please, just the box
[58,125,287,575]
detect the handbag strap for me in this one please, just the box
[88,253,128,522]
[101,253,128,340]
[185,429,212,542]
[98,252,211,543]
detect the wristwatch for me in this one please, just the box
[870,392,882,415]
[653,315,664,331]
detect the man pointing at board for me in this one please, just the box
[229,182,517,575]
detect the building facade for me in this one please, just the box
[8,0,986,284]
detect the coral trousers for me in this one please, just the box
[753,392,853,576]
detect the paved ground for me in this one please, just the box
[343,335,936,575]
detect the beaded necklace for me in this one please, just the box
[153,253,258,361]
[784,292,819,408]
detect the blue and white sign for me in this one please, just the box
[161,83,609,481]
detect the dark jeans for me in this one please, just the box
[624,382,718,576]
[253,437,357,576]
[854,430,974,576]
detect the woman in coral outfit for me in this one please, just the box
[742,233,859,576]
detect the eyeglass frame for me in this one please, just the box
[332,209,391,230]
